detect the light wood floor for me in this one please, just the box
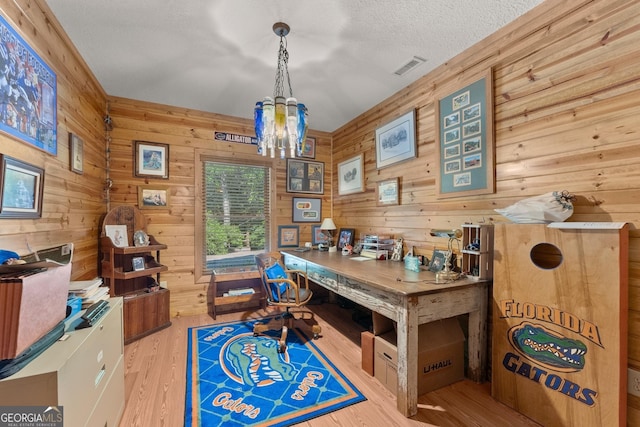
[119,302,541,426]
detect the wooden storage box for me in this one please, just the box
[0,262,72,360]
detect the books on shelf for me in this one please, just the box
[223,287,256,297]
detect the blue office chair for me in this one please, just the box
[253,252,321,353]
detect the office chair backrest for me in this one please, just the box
[256,252,288,302]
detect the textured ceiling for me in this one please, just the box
[45,0,543,132]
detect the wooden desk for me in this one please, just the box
[283,250,489,417]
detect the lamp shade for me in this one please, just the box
[320,218,336,231]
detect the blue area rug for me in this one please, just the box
[185,317,366,426]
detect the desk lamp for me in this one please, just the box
[430,229,462,282]
[320,218,337,252]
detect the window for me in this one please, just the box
[201,160,271,275]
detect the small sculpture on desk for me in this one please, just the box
[391,238,403,262]
[342,244,353,256]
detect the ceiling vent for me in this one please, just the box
[394,56,426,76]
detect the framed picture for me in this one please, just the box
[377,178,399,206]
[428,249,449,273]
[292,197,321,223]
[0,15,57,156]
[132,256,145,271]
[375,109,417,169]
[286,159,324,194]
[138,185,170,209]
[134,141,170,179]
[300,137,316,159]
[278,225,300,248]
[435,68,494,199]
[337,228,355,250]
[338,154,364,195]
[0,155,44,219]
[104,224,129,247]
[312,225,330,246]
[70,133,83,174]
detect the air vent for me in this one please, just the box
[394,56,426,76]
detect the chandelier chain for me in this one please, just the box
[273,36,294,98]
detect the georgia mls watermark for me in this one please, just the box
[0,406,63,427]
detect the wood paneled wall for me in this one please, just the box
[105,96,332,317]
[330,0,640,421]
[0,1,107,280]
[4,0,640,421]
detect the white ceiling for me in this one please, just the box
[45,0,543,132]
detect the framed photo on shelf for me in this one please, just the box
[337,228,355,250]
[312,225,329,246]
[338,154,364,196]
[104,224,129,247]
[292,197,321,223]
[375,109,417,169]
[376,178,399,206]
[134,140,169,179]
[132,256,145,271]
[300,137,316,159]
[286,159,324,194]
[435,68,494,199]
[0,155,44,219]
[278,225,300,248]
[70,133,83,174]
[138,185,170,209]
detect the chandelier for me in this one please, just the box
[254,22,309,159]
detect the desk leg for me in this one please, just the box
[396,297,419,417]
[467,284,488,382]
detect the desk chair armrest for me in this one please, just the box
[264,276,303,303]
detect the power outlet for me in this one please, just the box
[628,368,640,397]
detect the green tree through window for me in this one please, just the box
[204,161,270,272]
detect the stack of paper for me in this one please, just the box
[69,277,110,308]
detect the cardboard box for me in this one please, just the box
[372,311,395,335]
[361,331,375,376]
[0,262,72,360]
[374,317,465,396]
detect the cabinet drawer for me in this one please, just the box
[59,301,123,426]
[307,264,337,291]
[86,357,125,427]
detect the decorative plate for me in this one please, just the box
[133,230,150,247]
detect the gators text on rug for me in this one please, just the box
[185,317,366,426]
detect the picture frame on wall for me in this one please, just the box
[138,185,170,209]
[292,197,322,223]
[311,225,329,246]
[0,155,45,219]
[435,68,494,199]
[286,159,324,194]
[0,15,57,156]
[134,141,170,179]
[338,154,364,196]
[375,109,417,169]
[300,137,316,159]
[376,178,399,206]
[70,133,84,174]
[278,225,300,248]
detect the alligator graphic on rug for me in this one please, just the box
[221,333,297,387]
[508,322,587,372]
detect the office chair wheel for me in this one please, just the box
[313,333,319,339]
[312,325,321,340]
